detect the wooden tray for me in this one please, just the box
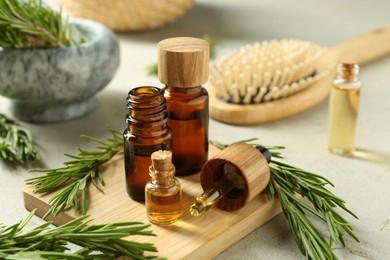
[23,145,282,260]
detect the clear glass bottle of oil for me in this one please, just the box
[327,63,361,156]
[123,87,172,201]
[145,150,182,225]
[158,37,209,175]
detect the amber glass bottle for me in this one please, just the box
[123,86,172,201]
[158,37,210,175]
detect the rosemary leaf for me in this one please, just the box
[0,0,86,48]
[146,63,158,76]
[0,210,159,259]
[0,113,39,164]
[26,128,123,218]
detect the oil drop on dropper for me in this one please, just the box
[190,144,271,216]
[190,164,245,216]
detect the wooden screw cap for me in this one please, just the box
[158,37,209,87]
[200,143,270,211]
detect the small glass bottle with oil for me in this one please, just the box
[145,150,182,225]
[327,63,362,156]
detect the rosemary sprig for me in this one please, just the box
[0,209,159,259]
[26,128,123,218]
[0,112,39,164]
[212,138,359,260]
[146,36,222,76]
[0,0,85,48]
[203,35,223,59]
[147,63,158,77]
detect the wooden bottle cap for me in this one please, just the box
[158,37,209,87]
[200,143,270,211]
[151,150,173,172]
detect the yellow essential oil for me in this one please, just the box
[328,63,361,156]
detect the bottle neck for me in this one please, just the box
[126,86,169,136]
[335,63,359,83]
[149,165,176,184]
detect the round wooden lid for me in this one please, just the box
[200,143,270,211]
[158,37,209,87]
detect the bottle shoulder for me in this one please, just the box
[332,80,362,90]
[146,178,181,190]
[163,86,209,100]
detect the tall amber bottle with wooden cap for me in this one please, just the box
[158,37,209,175]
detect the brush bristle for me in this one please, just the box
[210,40,330,104]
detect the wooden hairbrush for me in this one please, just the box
[209,27,390,125]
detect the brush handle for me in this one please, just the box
[332,26,390,65]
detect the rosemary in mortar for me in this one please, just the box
[26,128,123,218]
[211,138,359,260]
[0,209,158,259]
[0,113,39,164]
[0,0,85,48]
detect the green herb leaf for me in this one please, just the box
[26,128,123,217]
[0,209,160,259]
[0,0,86,48]
[0,113,39,164]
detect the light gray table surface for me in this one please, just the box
[1,0,389,259]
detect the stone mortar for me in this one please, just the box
[0,19,120,123]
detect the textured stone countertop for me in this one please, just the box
[1,0,389,259]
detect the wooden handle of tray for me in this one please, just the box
[332,26,390,65]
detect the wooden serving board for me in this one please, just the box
[23,145,282,260]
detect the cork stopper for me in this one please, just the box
[151,150,173,172]
[337,62,359,82]
[158,37,209,87]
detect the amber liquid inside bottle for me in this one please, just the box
[123,87,172,201]
[146,181,182,225]
[163,86,209,175]
[124,143,171,201]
